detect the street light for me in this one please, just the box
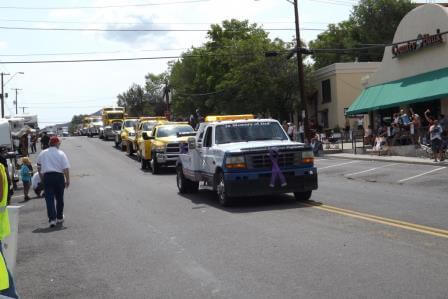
[255,0,310,142]
[1,72,24,117]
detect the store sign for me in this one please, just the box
[392,29,444,58]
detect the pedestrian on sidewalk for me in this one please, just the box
[40,132,50,150]
[429,120,443,162]
[0,162,19,298]
[30,133,37,154]
[20,157,33,201]
[37,136,70,228]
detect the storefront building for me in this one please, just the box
[310,62,379,130]
[347,3,448,127]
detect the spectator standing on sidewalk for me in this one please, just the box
[0,162,19,298]
[37,136,70,228]
[30,134,37,154]
[429,120,443,162]
[40,132,50,150]
[298,121,305,143]
[20,157,33,201]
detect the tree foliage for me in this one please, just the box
[116,73,167,117]
[169,19,310,121]
[309,0,415,69]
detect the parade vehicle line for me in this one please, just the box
[305,202,448,239]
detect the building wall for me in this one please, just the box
[369,4,448,87]
[312,63,380,130]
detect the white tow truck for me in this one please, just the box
[176,115,318,206]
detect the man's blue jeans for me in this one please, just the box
[43,172,65,222]
[0,241,19,298]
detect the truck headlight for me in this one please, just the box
[153,144,165,152]
[301,151,314,164]
[225,155,246,169]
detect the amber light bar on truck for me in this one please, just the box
[205,114,255,122]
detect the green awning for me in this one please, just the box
[347,67,448,115]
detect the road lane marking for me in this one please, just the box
[397,167,446,183]
[305,202,448,239]
[344,163,398,177]
[318,161,358,170]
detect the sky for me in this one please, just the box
[0,0,360,127]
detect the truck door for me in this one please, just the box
[201,126,214,176]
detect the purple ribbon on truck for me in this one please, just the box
[269,148,287,188]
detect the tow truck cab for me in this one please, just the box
[135,117,167,166]
[176,115,318,206]
[141,123,194,173]
[117,118,138,152]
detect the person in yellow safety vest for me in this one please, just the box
[0,163,19,298]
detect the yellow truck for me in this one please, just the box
[81,116,93,136]
[135,117,167,162]
[100,107,125,140]
[140,122,194,173]
[116,118,138,152]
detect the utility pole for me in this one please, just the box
[12,88,22,115]
[1,72,10,118]
[293,0,310,143]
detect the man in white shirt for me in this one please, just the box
[36,136,70,228]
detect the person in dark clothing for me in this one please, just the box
[31,134,37,153]
[40,132,50,150]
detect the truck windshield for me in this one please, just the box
[215,122,288,144]
[107,113,123,119]
[112,122,122,130]
[142,122,156,131]
[123,120,136,128]
[157,125,193,137]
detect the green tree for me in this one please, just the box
[169,19,309,121]
[310,0,415,69]
[69,114,88,134]
[116,84,146,117]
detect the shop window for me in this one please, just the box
[322,79,331,103]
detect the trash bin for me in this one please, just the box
[2,206,21,278]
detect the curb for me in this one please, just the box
[324,154,448,167]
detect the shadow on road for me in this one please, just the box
[179,190,321,213]
[32,225,67,234]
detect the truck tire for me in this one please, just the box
[127,141,134,155]
[176,165,199,193]
[151,152,160,174]
[294,191,312,201]
[141,158,148,170]
[215,171,232,206]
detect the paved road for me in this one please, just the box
[13,137,448,298]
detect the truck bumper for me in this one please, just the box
[156,153,179,166]
[224,167,318,197]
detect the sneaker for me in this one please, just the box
[57,216,64,224]
[49,220,56,228]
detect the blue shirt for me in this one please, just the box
[20,165,32,182]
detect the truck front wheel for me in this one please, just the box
[216,172,232,206]
[294,191,312,201]
[151,152,160,174]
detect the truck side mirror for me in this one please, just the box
[142,132,149,140]
[188,137,196,150]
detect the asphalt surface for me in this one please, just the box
[12,137,448,298]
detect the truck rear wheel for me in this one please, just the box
[294,191,312,201]
[176,165,199,193]
[216,172,232,206]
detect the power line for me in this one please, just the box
[0,0,211,10]
[0,26,324,32]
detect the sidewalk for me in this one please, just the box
[324,152,448,166]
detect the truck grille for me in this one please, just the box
[166,143,180,153]
[248,152,298,169]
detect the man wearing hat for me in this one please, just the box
[36,136,70,228]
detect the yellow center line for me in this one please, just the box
[304,202,448,239]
